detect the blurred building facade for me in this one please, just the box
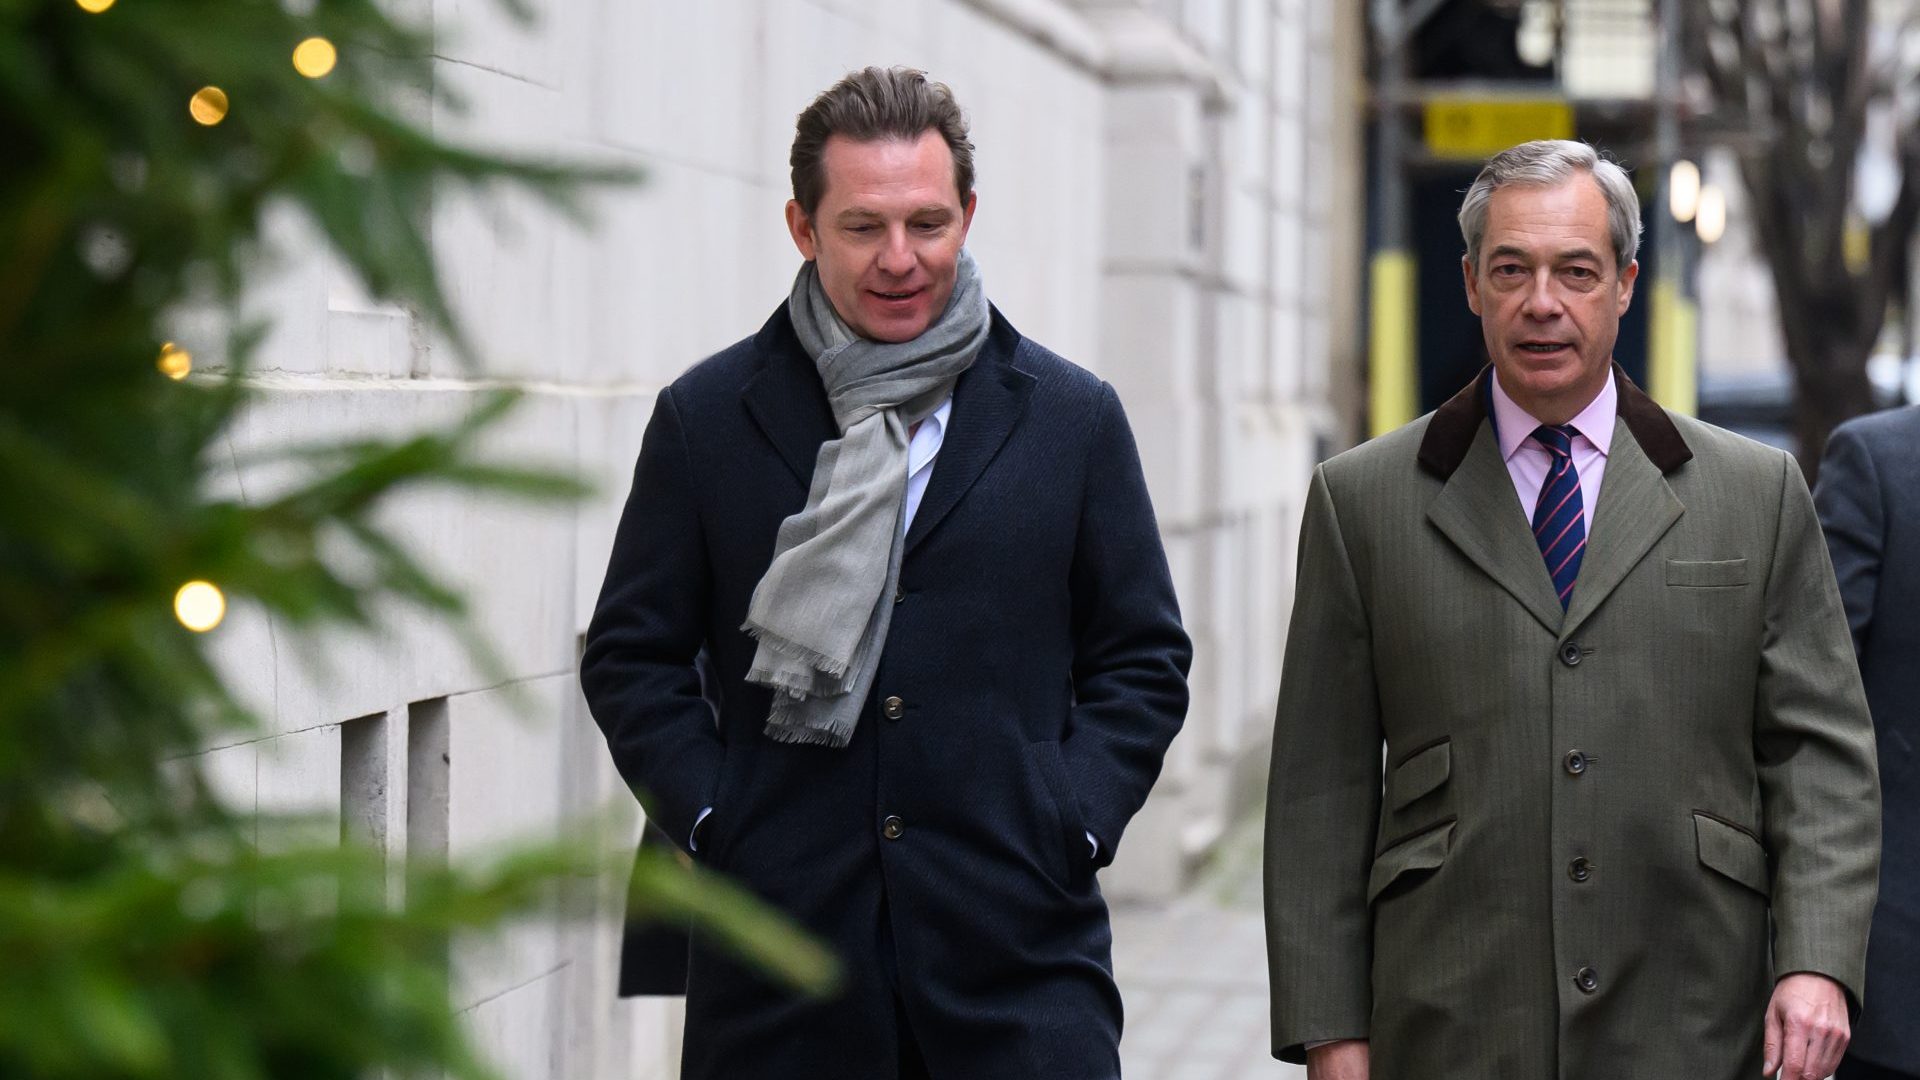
[187,0,1366,1075]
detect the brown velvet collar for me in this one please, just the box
[1416,363,1694,479]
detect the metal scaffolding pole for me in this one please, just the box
[1648,0,1699,414]
[1367,0,1421,436]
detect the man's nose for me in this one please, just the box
[876,226,915,275]
[1521,270,1564,319]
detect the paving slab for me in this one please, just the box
[1112,813,1305,1080]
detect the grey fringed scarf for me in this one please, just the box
[742,249,989,747]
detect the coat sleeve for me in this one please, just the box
[1756,448,1880,1009]
[1264,464,1381,1063]
[580,385,726,851]
[1061,381,1193,867]
[1814,421,1884,659]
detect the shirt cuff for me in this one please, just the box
[1087,831,1099,858]
[689,805,714,852]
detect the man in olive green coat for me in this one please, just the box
[1265,140,1880,1080]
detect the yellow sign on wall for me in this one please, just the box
[1424,99,1575,159]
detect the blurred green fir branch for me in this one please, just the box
[0,1,839,1076]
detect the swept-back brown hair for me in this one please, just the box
[790,66,974,218]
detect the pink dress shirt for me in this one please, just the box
[1488,369,1616,532]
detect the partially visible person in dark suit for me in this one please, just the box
[581,66,1190,1080]
[1818,403,1920,1080]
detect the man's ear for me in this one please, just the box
[959,190,978,239]
[785,200,816,261]
[1616,258,1639,315]
[1462,255,1482,316]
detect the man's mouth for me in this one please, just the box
[871,288,920,302]
[1518,341,1569,355]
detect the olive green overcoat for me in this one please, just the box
[1264,367,1880,1079]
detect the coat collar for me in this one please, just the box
[739,303,1034,555]
[1417,362,1693,480]
[741,305,835,487]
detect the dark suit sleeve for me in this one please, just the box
[580,385,726,851]
[1815,421,1884,658]
[1264,465,1381,1062]
[1756,449,1880,1009]
[1062,382,1192,866]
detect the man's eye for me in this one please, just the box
[1492,264,1524,277]
[846,224,878,234]
[1564,266,1596,280]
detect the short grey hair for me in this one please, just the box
[1458,140,1643,272]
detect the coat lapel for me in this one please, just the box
[740,307,836,489]
[1426,421,1568,634]
[904,313,1035,555]
[1559,418,1684,639]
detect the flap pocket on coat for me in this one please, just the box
[1695,811,1769,896]
[1368,819,1455,904]
[1666,558,1749,588]
[1388,739,1451,811]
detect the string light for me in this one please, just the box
[1669,160,1700,223]
[174,581,227,632]
[75,0,116,12]
[157,342,191,380]
[189,87,229,126]
[292,37,337,79]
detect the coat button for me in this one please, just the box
[1559,641,1582,667]
[1574,966,1600,994]
[882,696,905,721]
[1564,750,1588,776]
[1568,857,1593,883]
[894,588,906,605]
[882,815,905,840]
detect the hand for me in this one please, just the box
[1306,1039,1368,1080]
[1763,972,1849,1079]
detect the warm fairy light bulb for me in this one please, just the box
[190,87,230,126]
[1695,184,1727,244]
[158,342,192,380]
[292,37,337,79]
[174,581,227,632]
[1669,159,1701,223]
[76,0,116,12]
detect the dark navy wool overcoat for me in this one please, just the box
[581,304,1191,1080]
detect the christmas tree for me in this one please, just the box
[0,1,835,1076]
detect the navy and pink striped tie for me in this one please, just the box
[1531,424,1586,609]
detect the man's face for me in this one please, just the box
[785,130,976,343]
[1463,176,1638,423]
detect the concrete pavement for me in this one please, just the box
[1112,813,1305,1080]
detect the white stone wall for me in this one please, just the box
[191,1,1365,1074]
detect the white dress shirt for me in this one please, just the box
[902,396,951,534]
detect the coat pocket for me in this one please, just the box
[1387,738,1451,811]
[1694,811,1769,896]
[1666,558,1749,588]
[1368,819,1455,904]
[1030,740,1091,886]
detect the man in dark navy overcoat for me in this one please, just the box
[1819,404,1920,1080]
[581,66,1191,1080]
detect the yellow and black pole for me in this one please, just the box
[1647,0,1699,415]
[1368,0,1420,437]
